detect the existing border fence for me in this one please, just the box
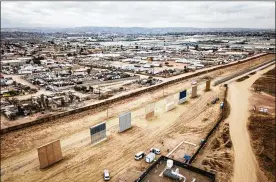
[214,59,275,86]
[1,53,272,134]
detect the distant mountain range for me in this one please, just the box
[1,27,273,34]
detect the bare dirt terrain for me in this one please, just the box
[252,67,275,96]
[0,54,274,182]
[1,87,221,182]
[248,68,275,182]
[227,64,275,182]
[192,100,234,182]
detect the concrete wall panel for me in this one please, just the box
[119,112,132,132]
[166,102,176,112]
[166,95,174,104]
[38,146,48,169]
[46,144,55,165]
[191,86,197,98]
[205,80,211,91]
[52,140,63,162]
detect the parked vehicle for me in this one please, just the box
[150,148,161,155]
[103,169,110,181]
[134,151,145,160]
[145,152,155,163]
[220,102,224,109]
[211,97,219,104]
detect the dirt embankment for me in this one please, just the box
[248,68,276,182]
[248,114,275,182]
[192,99,234,182]
[252,68,276,96]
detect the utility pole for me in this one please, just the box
[106,105,109,118]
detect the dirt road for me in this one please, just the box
[227,64,275,182]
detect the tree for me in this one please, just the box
[184,66,188,73]
[61,97,65,107]
[32,56,44,65]
[69,93,74,103]
[89,86,93,92]
[45,98,49,109]
[87,68,91,75]
[33,59,41,65]
[40,94,45,109]
[68,68,72,75]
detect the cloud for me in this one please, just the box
[1,1,275,29]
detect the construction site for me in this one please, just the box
[1,53,275,182]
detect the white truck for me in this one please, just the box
[145,152,155,163]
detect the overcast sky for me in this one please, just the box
[1,1,275,29]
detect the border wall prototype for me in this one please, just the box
[145,103,155,119]
[90,122,107,144]
[165,95,176,112]
[179,90,187,104]
[191,85,198,98]
[205,80,211,91]
[37,140,63,169]
[119,112,132,132]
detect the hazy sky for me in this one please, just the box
[1,1,275,29]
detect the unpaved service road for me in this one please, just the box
[227,64,275,182]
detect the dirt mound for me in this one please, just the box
[194,119,234,182]
[248,113,275,182]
